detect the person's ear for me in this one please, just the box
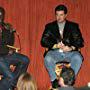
[65,14,67,18]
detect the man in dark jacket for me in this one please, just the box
[0,7,30,90]
[41,4,84,89]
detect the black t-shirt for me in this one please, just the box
[0,22,14,55]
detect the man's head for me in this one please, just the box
[0,7,5,23]
[58,67,75,87]
[55,5,67,23]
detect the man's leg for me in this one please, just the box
[11,53,30,74]
[44,50,65,88]
[44,50,83,88]
[4,52,30,87]
[65,51,83,75]
[0,57,14,90]
[0,57,14,79]
[0,78,11,90]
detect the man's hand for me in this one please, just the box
[62,46,73,52]
[52,42,64,49]
[53,42,74,52]
[52,42,62,49]
[8,49,14,55]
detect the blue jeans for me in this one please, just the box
[0,52,30,89]
[44,49,83,81]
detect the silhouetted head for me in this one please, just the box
[17,72,37,90]
[59,67,75,87]
[0,7,5,23]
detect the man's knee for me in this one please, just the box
[73,53,83,63]
[16,53,30,65]
[71,51,83,62]
[44,55,54,64]
[24,55,30,63]
[14,53,30,64]
[23,56,30,65]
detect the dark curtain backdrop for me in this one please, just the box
[0,0,90,90]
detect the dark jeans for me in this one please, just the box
[0,78,11,90]
[0,52,30,89]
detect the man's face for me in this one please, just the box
[55,10,67,23]
[0,11,4,23]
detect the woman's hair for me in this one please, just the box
[17,72,37,90]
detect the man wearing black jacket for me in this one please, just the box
[0,7,30,90]
[41,5,84,89]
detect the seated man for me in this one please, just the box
[41,4,84,89]
[0,7,30,90]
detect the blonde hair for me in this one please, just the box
[17,72,37,90]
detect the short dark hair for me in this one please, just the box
[0,7,5,15]
[60,67,75,86]
[55,4,67,14]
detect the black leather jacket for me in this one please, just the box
[41,20,84,52]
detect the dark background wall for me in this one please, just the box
[0,0,90,90]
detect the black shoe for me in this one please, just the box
[51,79,59,89]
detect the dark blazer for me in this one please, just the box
[41,20,84,51]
